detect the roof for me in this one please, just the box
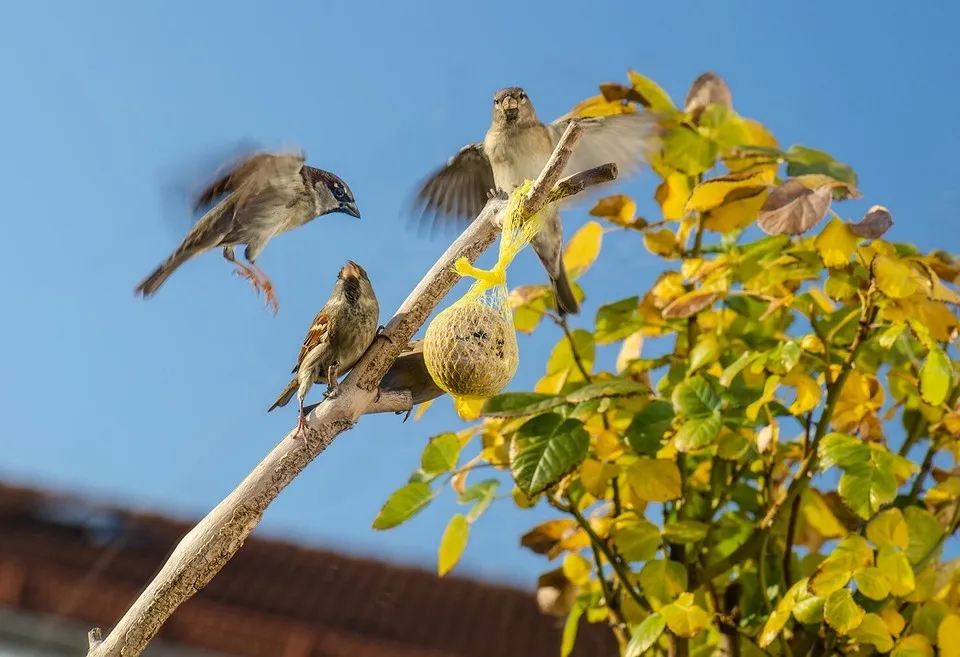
[0,483,617,657]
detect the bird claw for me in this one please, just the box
[233,264,279,315]
[487,187,508,201]
[294,411,310,441]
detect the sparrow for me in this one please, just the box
[412,86,657,315]
[299,339,446,421]
[268,260,379,438]
[135,149,361,313]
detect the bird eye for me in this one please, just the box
[333,185,345,199]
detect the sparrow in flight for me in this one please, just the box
[135,149,360,313]
[412,86,657,315]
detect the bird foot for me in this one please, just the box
[294,412,311,441]
[232,264,279,315]
[486,187,509,201]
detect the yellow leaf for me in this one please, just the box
[873,255,921,299]
[644,228,681,258]
[594,430,625,461]
[815,218,860,268]
[438,514,469,576]
[939,614,960,657]
[788,373,823,415]
[660,592,710,638]
[796,489,846,550]
[627,458,682,502]
[810,554,855,596]
[702,186,770,233]
[589,194,637,227]
[655,174,693,221]
[882,609,906,636]
[759,578,808,648]
[684,170,772,213]
[851,613,895,653]
[616,331,644,372]
[581,458,616,497]
[626,69,676,112]
[824,588,865,635]
[562,552,592,587]
[808,286,836,313]
[892,634,933,657]
[920,346,952,406]
[723,118,780,173]
[414,398,434,421]
[567,94,636,118]
[854,567,892,600]
[455,396,485,421]
[867,507,909,550]
[878,547,916,597]
[563,221,604,280]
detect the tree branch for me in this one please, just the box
[87,122,614,657]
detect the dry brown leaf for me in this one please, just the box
[850,205,894,239]
[684,72,733,120]
[599,82,653,108]
[661,290,722,319]
[757,179,833,236]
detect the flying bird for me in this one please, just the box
[135,149,360,313]
[412,86,658,315]
[268,260,380,438]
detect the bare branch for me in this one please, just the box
[87,123,613,657]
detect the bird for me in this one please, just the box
[411,86,658,315]
[135,149,361,314]
[268,260,380,438]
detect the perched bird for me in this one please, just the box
[412,86,658,315]
[268,260,379,437]
[135,149,361,313]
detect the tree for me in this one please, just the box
[373,70,960,656]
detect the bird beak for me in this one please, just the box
[502,96,519,121]
[341,261,361,279]
[341,201,361,219]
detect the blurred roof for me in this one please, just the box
[0,482,616,657]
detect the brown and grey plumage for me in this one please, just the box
[135,149,361,313]
[268,260,379,438]
[412,86,658,315]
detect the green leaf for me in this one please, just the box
[867,507,909,549]
[674,412,722,451]
[372,482,434,530]
[624,612,666,657]
[912,601,950,645]
[784,145,859,198]
[595,296,643,344]
[458,479,500,523]
[625,401,675,455]
[792,593,826,624]
[838,462,897,519]
[438,514,469,576]
[564,379,648,404]
[627,458,682,502]
[851,613,894,653]
[510,413,590,496]
[660,592,710,638]
[824,588,865,635]
[671,376,721,417]
[481,392,564,418]
[854,567,891,600]
[759,578,808,648]
[612,519,661,561]
[920,346,952,406]
[877,546,915,596]
[688,334,720,373]
[421,433,461,474]
[905,506,944,565]
[548,329,596,381]
[560,597,587,657]
[639,559,688,610]
[720,351,761,387]
[818,432,870,470]
[662,125,718,176]
[767,341,803,375]
[662,520,709,544]
[891,634,933,657]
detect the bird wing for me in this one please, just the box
[411,143,496,234]
[193,150,306,213]
[291,307,331,374]
[547,112,658,181]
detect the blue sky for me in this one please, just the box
[1,1,958,588]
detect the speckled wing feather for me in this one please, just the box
[291,308,331,374]
[412,143,496,233]
[547,112,658,181]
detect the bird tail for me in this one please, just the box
[268,378,298,412]
[551,269,580,316]
[134,251,191,298]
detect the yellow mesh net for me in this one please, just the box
[423,181,546,403]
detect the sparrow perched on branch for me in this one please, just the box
[268,260,379,438]
[135,149,361,313]
[412,86,658,315]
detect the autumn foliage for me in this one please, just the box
[374,70,960,656]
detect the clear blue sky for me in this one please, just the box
[1,2,958,588]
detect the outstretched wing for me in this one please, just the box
[193,150,306,213]
[411,143,496,235]
[547,112,659,181]
[291,307,331,374]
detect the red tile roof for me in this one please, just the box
[0,483,617,657]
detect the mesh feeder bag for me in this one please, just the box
[423,181,546,402]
